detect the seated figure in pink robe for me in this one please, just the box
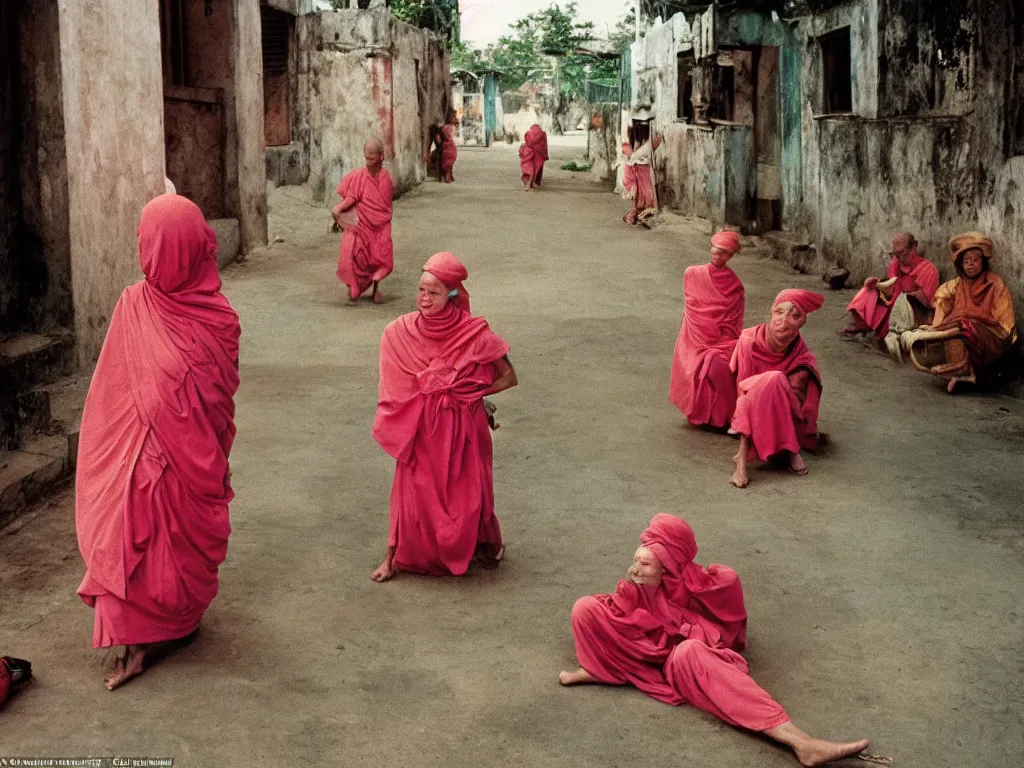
[333,138,394,304]
[729,289,825,489]
[519,124,549,190]
[843,232,939,339]
[76,194,240,690]
[370,252,518,582]
[669,231,745,429]
[560,514,869,767]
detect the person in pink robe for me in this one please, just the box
[843,232,939,338]
[76,194,240,690]
[519,124,549,190]
[441,119,458,183]
[370,252,518,582]
[729,289,826,488]
[622,115,662,226]
[560,514,869,767]
[669,230,745,429]
[333,138,394,304]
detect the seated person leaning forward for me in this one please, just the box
[669,230,745,429]
[842,232,939,342]
[370,252,518,582]
[560,514,869,767]
[729,290,826,489]
[904,232,1017,393]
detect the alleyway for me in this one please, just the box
[2,141,1024,767]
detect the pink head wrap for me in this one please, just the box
[710,230,741,255]
[772,288,824,314]
[423,252,471,312]
[138,194,221,295]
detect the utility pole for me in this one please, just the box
[585,64,592,159]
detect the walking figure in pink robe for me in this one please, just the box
[729,289,825,488]
[519,124,549,190]
[843,232,939,339]
[76,194,240,690]
[333,138,394,304]
[440,119,459,183]
[370,252,518,582]
[561,514,870,767]
[622,112,661,226]
[670,231,745,429]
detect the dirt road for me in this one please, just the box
[2,139,1023,767]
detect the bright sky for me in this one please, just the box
[460,0,632,47]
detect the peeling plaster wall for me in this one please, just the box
[295,10,449,204]
[234,0,268,251]
[59,0,165,363]
[658,123,720,217]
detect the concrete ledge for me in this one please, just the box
[209,218,241,269]
[266,143,310,188]
[0,434,73,530]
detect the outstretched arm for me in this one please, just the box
[482,356,517,396]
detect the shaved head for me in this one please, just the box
[364,138,385,155]
[363,137,385,174]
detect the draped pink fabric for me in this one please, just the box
[441,125,458,182]
[76,194,240,648]
[847,251,940,336]
[569,514,787,730]
[670,264,745,427]
[423,251,471,313]
[519,125,549,188]
[372,303,510,575]
[730,325,821,461]
[336,166,395,300]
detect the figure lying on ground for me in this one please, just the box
[560,513,870,767]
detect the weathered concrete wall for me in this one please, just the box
[59,0,165,363]
[0,3,20,336]
[658,123,719,218]
[165,87,227,218]
[233,0,268,251]
[295,9,449,202]
[17,0,72,334]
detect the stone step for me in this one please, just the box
[0,332,75,390]
[0,433,76,530]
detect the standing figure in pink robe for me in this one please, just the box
[370,252,518,582]
[729,289,825,488]
[519,124,549,190]
[440,119,459,183]
[76,194,240,690]
[333,138,394,304]
[560,514,869,767]
[622,113,662,226]
[669,231,745,429]
[843,232,939,338]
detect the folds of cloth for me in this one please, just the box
[335,166,395,299]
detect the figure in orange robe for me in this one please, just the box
[729,289,825,489]
[370,253,519,582]
[907,232,1017,393]
[519,124,549,189]
[843,232,939,338]
[670,231,745,428]
[76,194,240,690]
[333,138,394,304]
[560,513,870,767]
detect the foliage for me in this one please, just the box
[561,161,593,172]
[331,0,459,42]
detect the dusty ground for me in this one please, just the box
[2,139,1024,767]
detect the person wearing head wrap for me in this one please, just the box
[670,231,745,429]
[519,124,549,190]
[906,232,1016,393]
[76,194,241,690]
[438,111,459,183]
[728,289,825,488]
[842,232,939,340]
[332,138,394,304]
[561,514,869,766]
[370,253,517,581]
[621,115,663,226]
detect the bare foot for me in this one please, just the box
[946,378,958,393]
[792,737,870,767]
[558,667,598,686]
[730,452,749,488]
[789,452,809,476]
[370,560,396,582]
[373,290,384,304]
[104,645,147,691]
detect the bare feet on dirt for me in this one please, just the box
[558,667,598,686]
[789,452,809,475]
[104,645,146,691]
[792,737,870,767]
[730,453,749,488]
[370,560,396,582]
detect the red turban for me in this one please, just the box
[640,513,698,576]
[423,252,471,312]
[710,230,741,255]
[772,288,824,314]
